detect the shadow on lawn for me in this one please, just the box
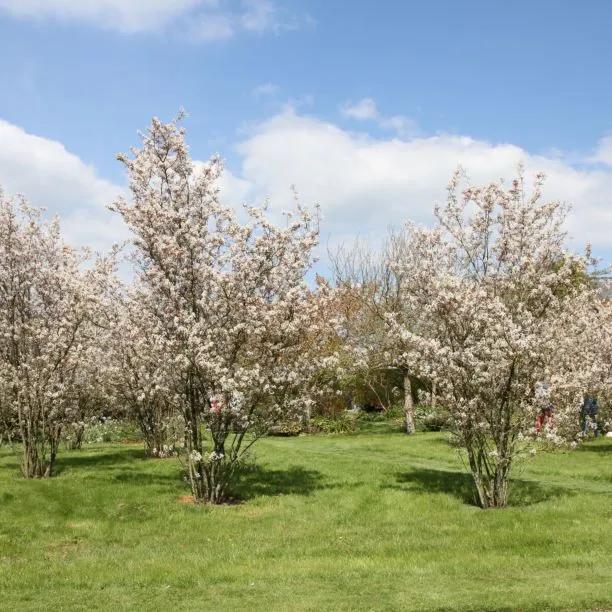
[390,467,570,507]
[53,448,325,500]
[111,468,181,486]
[55,448,146,473]
[575,441,612,454]
[233,464,325,500]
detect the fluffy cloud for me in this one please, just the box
[1,111,610,266]
[0,119,126,251]
[223,110,612,261]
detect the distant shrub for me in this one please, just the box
[310,413,358,434]
[268,422,303,437]
[352,405,404,431]
[415,404,452,432]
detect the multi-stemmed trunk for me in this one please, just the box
[185,424,236,504]
[138,402,170,457]
[67,423,86,450]
[184,382,206,501]
[182,376,236,505]
[142,428,168,458]
[467,451,511,508]
[20,423,62,478]
[464,431,513,508]
[201,445,235,504]
[183,391,250,504]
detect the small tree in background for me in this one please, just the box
[62,344,111,450]
[331,235,420,433]
[111,115,331,503]
[107,290,179,457]
[0,190,111,477]
[388,171,611,508]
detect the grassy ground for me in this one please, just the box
[1,428,611,611]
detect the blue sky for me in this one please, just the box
[0,0,611,265]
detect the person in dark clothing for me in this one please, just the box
[581,395,599,437]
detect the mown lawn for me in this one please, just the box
[1,428,611,611]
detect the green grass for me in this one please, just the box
[1,430,611,611]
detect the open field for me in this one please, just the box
[1,429,611,611]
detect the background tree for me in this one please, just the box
[331,234,421,433]
[0,190,110,477]
[107,289,179,457]
[387,171,611,508]
[62,342,111,450]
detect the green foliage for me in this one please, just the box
[347,403,452,433]
[0,433,610,610]
[309,412,358,434]
[312,368,405,417]
[414,403,452,431]
[82,418,142,444]
[351,405,405,432]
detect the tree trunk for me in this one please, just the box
[403,373,415,435]
[466,443,510,509]
[68,423,85,450]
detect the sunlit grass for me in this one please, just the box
[1,431,610,611]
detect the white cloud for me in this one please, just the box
[1,112,609,267]
[222,110,612,260]
[0,0,310,38]
[0,119,126,251]
[0,0,205,33]
[379,115,419,138]
[190,0,308,42]
[592,135,612,166]
[341,97,419,138]
[240,0,280,33]
[341,98,379,121]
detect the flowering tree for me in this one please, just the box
[388,171,611,508]
[107,289,179,457]
[111,116,329,503]
[0,190,111,477]
[62,342,112,450]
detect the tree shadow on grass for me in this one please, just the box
[575,441,612,454]
[389,467,571,507]
[54,450,325,501]
[232,464,325,500]
[55,448,146,474]
[55,449,184,487]
[110,468,180,486]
